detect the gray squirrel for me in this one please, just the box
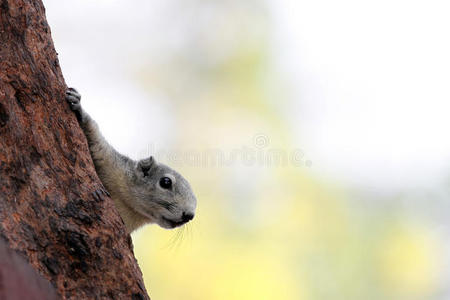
[65,88,196,233]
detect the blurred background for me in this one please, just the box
[45,0,450,299]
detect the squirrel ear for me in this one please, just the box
[138,156,155,177]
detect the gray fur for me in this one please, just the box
[65,88,196,233]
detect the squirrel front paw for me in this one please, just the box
[65,87,82,112]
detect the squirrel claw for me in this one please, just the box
[65,87,81,112]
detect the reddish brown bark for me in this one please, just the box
[0,0,149,299]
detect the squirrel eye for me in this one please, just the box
[159,177,172,189]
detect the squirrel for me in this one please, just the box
[65,88,197,233]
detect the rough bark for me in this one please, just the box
[0,1,149,299]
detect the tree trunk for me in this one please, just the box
[0,238,59,299]
[0,1,149,299]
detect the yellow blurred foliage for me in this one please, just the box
[377,222,441,298]
[132,1,445,299]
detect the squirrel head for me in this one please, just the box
[129,156,197,229]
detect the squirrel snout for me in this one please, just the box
[181,212,194,223]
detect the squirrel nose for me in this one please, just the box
[181,212,194,223]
